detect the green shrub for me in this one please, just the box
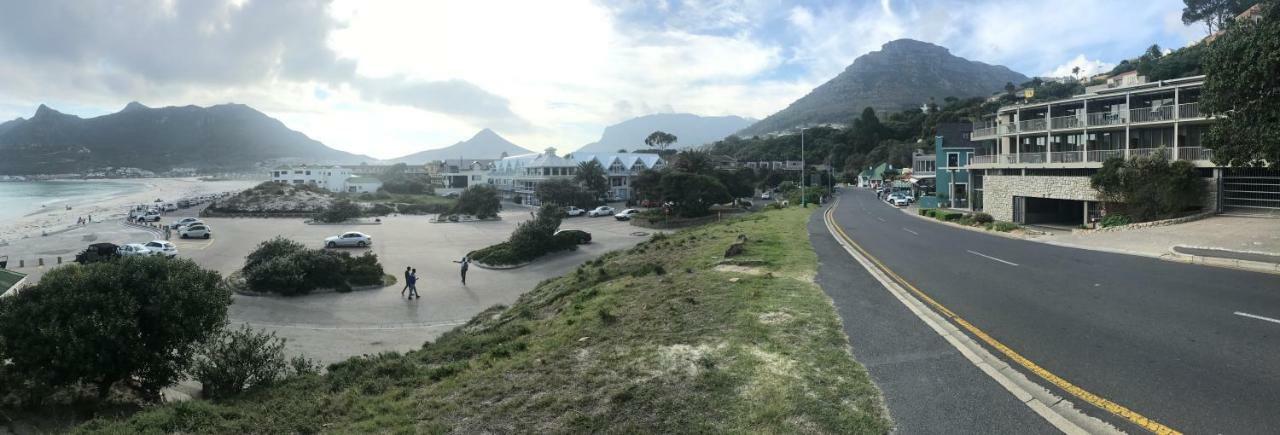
[957,215,975,226]
[241,238,386,295]
[470,204,574,266]
[316,200,362,223]
[936,211,963,221]
[1100,214,1132,228]
[918,208,930,216]
[194,324,318,400]
[972,212,994,224]
[992,221,1019,232]
[367,203,394,216]
[452,185,501,218]
[397,203,452,215]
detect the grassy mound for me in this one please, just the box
[76,208,889,433]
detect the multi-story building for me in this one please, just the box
[487,148,665,206]
[934,123,978,209]
[269,165,383,193]
[966,75,1228,225]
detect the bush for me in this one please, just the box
[470,204,574,266]
[397,203,452,215]
[194,324,319,400]
[936,211,963,221]
[316,200,362,223]
[992,221,1019,232]
[918,208,930,216]
[1100,214,1132,228]
[241,237,386,295]
[452,185,501,218]
[0,256,230,403]
[972,212,994,224]
[1090,153,1205,221]
[367,203,394,216]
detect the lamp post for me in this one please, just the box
[800,128,807,208]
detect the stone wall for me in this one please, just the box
[983,175,1098,222]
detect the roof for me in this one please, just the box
[346,177,382,184]
[564,153,664,170]
[1,269,27,294]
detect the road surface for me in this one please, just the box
[815,188,1280,434]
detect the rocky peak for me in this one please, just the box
[122,101,150,112]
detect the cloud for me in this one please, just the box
[1043,55,1114,78]
[355,77,533,133]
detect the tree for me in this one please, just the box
[630,169,664,202]
[659,172,731,217]
[316,200,362,223]
[1141,44,1164,62]
[1071,65,1081,80]
[618,149,628,153]
[0,256,230,402]
[194,324,318,400]
[1182,0,1257,33]
[1202,2,1280,167]
[715,168,756,199]
[536,178,596,207]
[644,131,679,151]
[672,150,715,174]
[1004,81,1016,96]
[574,160,610,200]
[452,185,501,218]
[1090,153,1206,221]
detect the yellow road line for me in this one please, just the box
[823,201,1181,435]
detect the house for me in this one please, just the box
[935,123,978,209]
[487,148,666,206]
[435,160,493,195]
[344,177,383,193]
[857,163,892,188]
[269,165,382,193]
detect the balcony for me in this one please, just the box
[1050,115,1083,130]
[1018,118,1047,133]
[1086,149,1125,162]
[1178,102,1206,120]
[1177,146,1215,161]
[970,155,997,165]
[1017,153,1046,164]
[1087,112,1126,127]
[1129,106,1175,124]
[1129,147,1172,159]
[999,124,1019,135]
[968,148,1211,167]
[971,126,997,140]
[1050,150,1085,163]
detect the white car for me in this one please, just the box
[587,206,616,217]
[888,194,910,206]
[169,217,201,229]
[117,243,152,257]
[179,224,212,239]
[325,231,372,248]
[163,203,178,212]
[139,211,162,222]
[614,209,640,221]
[144,240,178,258]
[564,206,585,217]
[760,192,772,200]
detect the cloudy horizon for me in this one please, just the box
[0,0,1207,159]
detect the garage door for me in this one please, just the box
[1222,168,1280,216]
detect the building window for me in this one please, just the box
[946,152,959,168]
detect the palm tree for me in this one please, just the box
[644,131,678,152]
[1071,66,1081,81]
[574,160,609,201]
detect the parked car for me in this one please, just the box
[324,231,372,248]
[555,229,592,244]
[163,203,178,212]
[138,211,162,222]
[117,243,153,257]
[564,206,585,217]
[177,199,191,208]
[144,240,178,258]
[588,206,616,217]
[179,224,212,239]
[888,194,910,206]
[760,192,772,200]
[169,217,201,229]
[75,242,119,264]
[614,209,640,221]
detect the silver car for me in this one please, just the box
[325,232,372,248]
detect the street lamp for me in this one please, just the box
[800,127,807,208]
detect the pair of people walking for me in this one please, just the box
[402,258,470,299]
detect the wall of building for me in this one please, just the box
[983,174,1098,221]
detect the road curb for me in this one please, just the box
[823,200,1123,435]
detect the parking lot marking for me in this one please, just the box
[902,228,918,236]
[967,249,1019,266]
[876,217,886,222]
[1234,311,1280,325]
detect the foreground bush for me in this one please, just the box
[194,324,319,400]
[451,185,501,219]
[0,256,230,403]
[242,237,386,295]
[1090,153,1205,221]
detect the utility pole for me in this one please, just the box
[801,128,807,208]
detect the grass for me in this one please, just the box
[74,207,890,434]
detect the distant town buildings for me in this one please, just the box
[270,165,382,193]
[486,147,665,206]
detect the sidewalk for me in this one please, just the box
[1034,215,1280,273]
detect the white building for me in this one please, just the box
[487,148,665,206]
[269,165,383,193]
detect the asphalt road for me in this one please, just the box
[819,188,1280,434]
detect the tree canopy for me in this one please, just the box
[1182,0,1259,33]
[660,172,732,217]
[644,131,678,151]
[574,160,610,200]
[452,185,502,218]
[1202,1,1280,167]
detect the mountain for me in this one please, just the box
[386,129,533,163]
[0,102,374,175]
[574,113,754,153]
[739,39,1029,136]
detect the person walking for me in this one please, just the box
[453,256,470,285]
[407,268,420,299]
[401,266,412,297]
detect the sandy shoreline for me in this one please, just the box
[0,178,259,243]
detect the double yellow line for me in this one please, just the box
[823,201,1181,435]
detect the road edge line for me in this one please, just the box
[822,199,1130,435]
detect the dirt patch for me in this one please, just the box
[714,264,765,275]
[655,343,723,377]
[757,311,793,325]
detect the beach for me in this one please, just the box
[0,178,259,243]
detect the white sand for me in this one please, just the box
[0,178,259,243]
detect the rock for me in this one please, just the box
[725,242,746,257]
[578,336,590,342]
[728,278,740,283]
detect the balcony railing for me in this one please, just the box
[1129,147,1173,159]
[1018,118,1047,133]
[971,126,997,139]
[970,155,996,165]
[1086,149,1125,162]
[1050,150,1085,163]
[1177,147,1214,161]
[999,124,1018,135]
[1050,115,1084,130]
[1017,153,1046,164]
[1178,102,1205,119]
[1087,112,1126,127]
[1129,106,1175,124]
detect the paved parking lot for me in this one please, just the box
[177,210,654,362]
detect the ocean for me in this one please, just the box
[0,180,149,223]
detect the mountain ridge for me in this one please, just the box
[739,38,1028,136]
[573,113,754,153]
[385,128,534,164]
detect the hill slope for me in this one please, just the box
[574,113,754,153]
[740,39,1028,136]
[78,208,889,433]
[387,129,533,163]
[0,103,372,175]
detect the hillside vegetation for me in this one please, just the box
[77,207,890,434]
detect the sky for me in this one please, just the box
[0,0,1207,159]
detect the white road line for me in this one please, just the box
[967,249,1019,266]
[903,228,919,235]
[1234,311,1280,325]
[876,217,886,222]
